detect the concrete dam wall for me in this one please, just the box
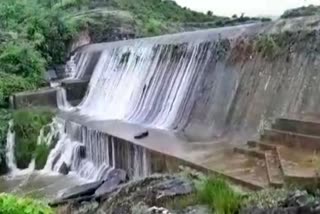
[64,16,320,142]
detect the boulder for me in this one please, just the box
[154,178,193,199]
[59,180,104,201]
[44,69,58,82]
[79,145,86,159]
[95,169,127,197]
[58,162,69,175]
[103,168,127,182]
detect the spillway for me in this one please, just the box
[47,16,320,186]
[64,17,320,141]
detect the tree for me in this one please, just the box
[207,10,213,16]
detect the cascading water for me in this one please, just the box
[62,25,257,131]
[75,42,212,130]
[5,120,18,174]
[44,117,150,181]
[51,25,259,182]
[56,87,75,112]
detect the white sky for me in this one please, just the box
[175,0,320,17]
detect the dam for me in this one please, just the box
[11,16,320,190]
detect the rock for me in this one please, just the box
[282,190,312,207]
[44,69,58,82]
[95,169,127,197]
[176,205,211,214]
[134,131,149,139]
[79,145,86,159]
[154,178,193,199]
[241,207,299,214]
[58,162,69,175]
[96,175,196,213]
[59,181,104,200]
[104,168,127,182]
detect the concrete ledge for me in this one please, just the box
[12,87,58,109]
[59,112,264,190]
[273,118,320,137]
[12,80,88,109]
[261,129,320,150]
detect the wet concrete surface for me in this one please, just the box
[59,111,268,188]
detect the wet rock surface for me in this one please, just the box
[95,169,127,197]
[58,162,69,175]
[59,180,104,201]
[55,174,195,214]
[243,190,320,214]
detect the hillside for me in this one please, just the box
[281,5,320,19]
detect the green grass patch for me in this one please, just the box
[196,177,243,214]
[0,193,53,214]
[13,108,54,169]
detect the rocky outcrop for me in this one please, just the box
[58,162,70,175]
[54,174,194,214]
[243,190,320,214]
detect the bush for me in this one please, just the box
[196,177,243,214]
[0,72,35,108]
[13,108,54,169]
[0,42,46,80]
[0,193,53,214]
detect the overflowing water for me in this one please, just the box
[62,24,261,132]
[45,118,150,181]
[5,120,18,174]
[56,87,75,112]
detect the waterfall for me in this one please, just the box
[51,26,259,181]
[62,25,258,132]
[5,120,18,174]
[74,42,211,130]
[5,120,37,177]
[56,87,75,112]
[44,118,150,181]
[44,119,115,181]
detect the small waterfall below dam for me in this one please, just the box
[5,120,18,174]
[45,118,151,181]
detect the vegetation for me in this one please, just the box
[12,108,54,169]
[244,188,289,209]
[103,0,270,36]
[0,193,53,214]
[281,5,320,19]
[255,35,281,59]
[195,177,243,214]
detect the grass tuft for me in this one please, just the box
[196,177,243,214]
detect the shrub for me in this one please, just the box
[196,177,243,214]
[255,35,280,59]
[13,108,54,169]
[0,42,46,80]
[0,72,36,108]
[244,188,289,209]
[0,193,53,214]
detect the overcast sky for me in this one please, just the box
[175,0,320,17]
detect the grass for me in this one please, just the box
[195,177,243,214]
[0,193,53,214]
[13,108,54,169]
